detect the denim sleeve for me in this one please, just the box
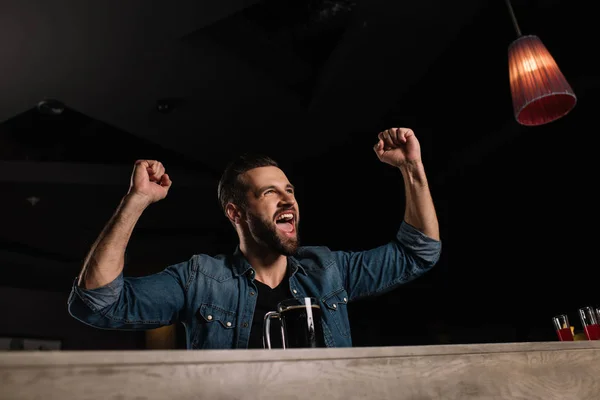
[67,258,194,330]
[333,221,441,301]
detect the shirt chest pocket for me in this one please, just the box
[321,289,350,337]
[191,303,237,349]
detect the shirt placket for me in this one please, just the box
[236,269,258,348]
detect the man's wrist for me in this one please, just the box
[122,192,151,213]
[398,160,428,185]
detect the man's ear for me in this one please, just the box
[225,203,243,224]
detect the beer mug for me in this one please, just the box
[263,297,325,349]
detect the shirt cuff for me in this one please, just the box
[398,221,442,263]
[68,274,124,313]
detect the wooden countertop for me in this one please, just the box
[2,341,599,399]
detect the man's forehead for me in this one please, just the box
[243,166,290,187]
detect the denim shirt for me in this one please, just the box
[68,221,441,349]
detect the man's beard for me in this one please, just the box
[247,211,299,256]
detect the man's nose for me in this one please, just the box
[280,192,295,205]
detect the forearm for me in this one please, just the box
[78,194,148,289]
[398,160,440,240]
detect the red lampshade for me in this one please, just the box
[508,35,577,126]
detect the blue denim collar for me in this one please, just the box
[231,246,307,277]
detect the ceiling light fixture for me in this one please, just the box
[504,0,576,126]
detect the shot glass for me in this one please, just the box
[552,314,574,341]
[579,306,600,340]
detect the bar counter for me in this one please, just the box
[1,341,599,399]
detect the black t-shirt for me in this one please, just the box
[247,276,291,349]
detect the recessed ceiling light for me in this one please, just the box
[26,196,40,206]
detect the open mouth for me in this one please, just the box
[275,212,296,235]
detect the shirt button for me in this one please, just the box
[250,291,256,296]
[332,304,337,309]
[243,322,248,328]
[207,315,213,320]
[226,322,232,327]
[293,289,297,294]
[343,297,347,302]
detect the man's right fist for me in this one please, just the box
[127,160,172,206]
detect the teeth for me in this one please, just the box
[276,213,294,222]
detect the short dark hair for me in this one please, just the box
[217,153,279,213]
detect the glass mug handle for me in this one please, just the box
[263,311,286,349]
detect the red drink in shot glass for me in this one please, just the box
[579,307,600,340]
[552,314,574,341]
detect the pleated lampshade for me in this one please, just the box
[508,35,577,126]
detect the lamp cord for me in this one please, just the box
[504,0,522,37]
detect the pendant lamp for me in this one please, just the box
[505,0,576,126]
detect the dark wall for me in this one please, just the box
[0,286,144,350]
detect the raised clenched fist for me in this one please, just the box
[127,160,172,206]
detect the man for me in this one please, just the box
[68,127,441,349]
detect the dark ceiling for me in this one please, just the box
[0,0,596,326]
